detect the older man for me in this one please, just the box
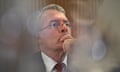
[20,4,73,72]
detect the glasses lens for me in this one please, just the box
[65,23,71,28]
[51,21,60,28]
[51,21,72,28]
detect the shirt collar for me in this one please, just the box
[41,52,67,72]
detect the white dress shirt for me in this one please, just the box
[41,52,67,72]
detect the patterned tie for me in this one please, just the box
[55,63,63,72]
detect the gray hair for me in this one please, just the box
[26,4,65,37]
[39,4,65,17]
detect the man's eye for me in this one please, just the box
[65,23,71,27]
[52,22,59,27]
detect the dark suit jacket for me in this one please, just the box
[19,52,71,72]
[19,52,46,72]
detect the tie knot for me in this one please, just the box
[55,63,63,72]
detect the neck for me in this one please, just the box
[41,47,66,63]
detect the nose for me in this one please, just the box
[58,24,69,33]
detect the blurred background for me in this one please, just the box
[0,0,120,72]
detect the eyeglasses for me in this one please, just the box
[40,20,71,31]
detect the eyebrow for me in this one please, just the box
[63,20,70,23]
[50,20,58,23]
[50,19,70,23]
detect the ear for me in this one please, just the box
[38,30,45,38]
[37,31,42,38]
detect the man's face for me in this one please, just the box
[39,10,72,52]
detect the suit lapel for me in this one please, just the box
[31,52,46,72]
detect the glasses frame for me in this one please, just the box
[39,20,71,31]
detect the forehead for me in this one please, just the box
[41,9,68,21]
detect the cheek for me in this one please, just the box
[68,28,72,34]
[48,31,60,41]
[40,30,59,41]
